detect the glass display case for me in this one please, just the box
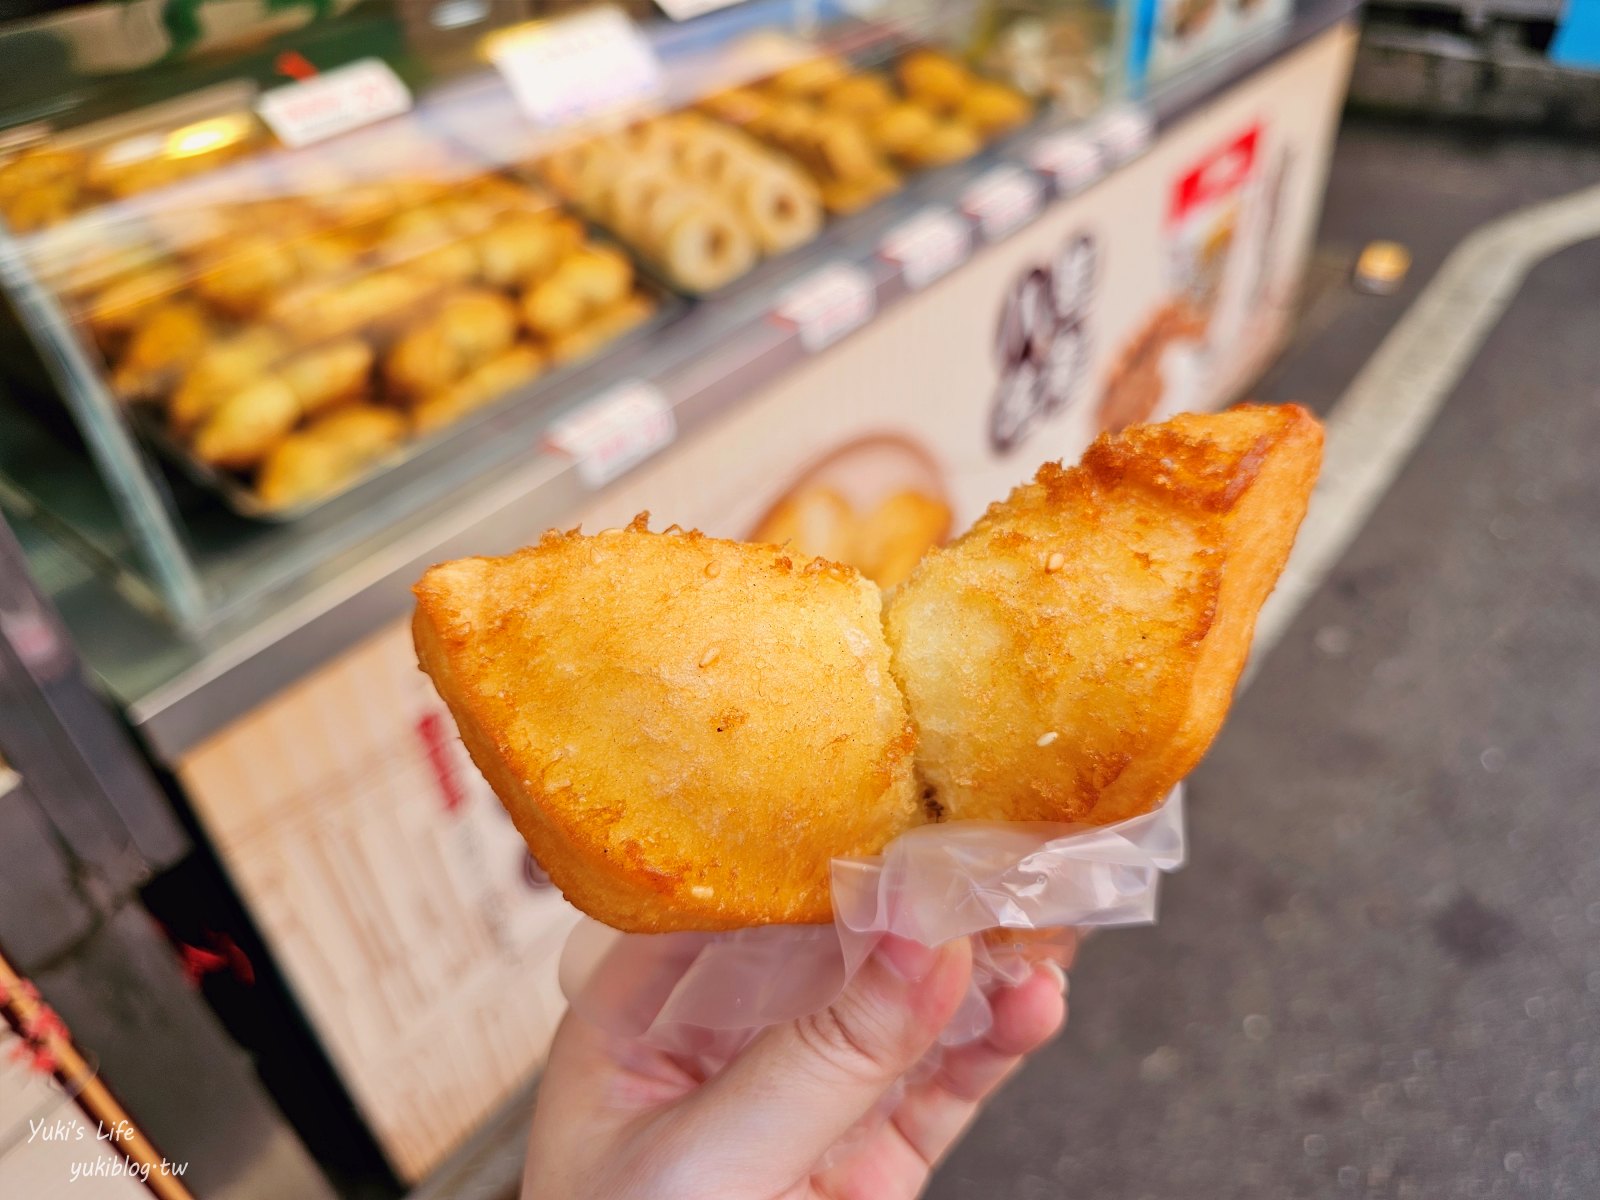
[0,0,1133,633]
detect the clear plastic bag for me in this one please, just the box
[560,787,1186,1070]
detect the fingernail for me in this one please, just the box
[1040,960,1068,996]
[876,935,940,983]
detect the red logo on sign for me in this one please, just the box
[1169,125,1260,225]
[416,710,467,814]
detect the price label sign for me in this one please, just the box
[490,7,663,128]
[1094,104,1155,166]
[546,380,675,487]
[774,262,876,352]
[1028,131,1105,194]
[961,166,1044,243]
[257,59,412,148]
[880,207,971,291]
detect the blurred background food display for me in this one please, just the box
[18,118,662,511]
[701,48,1033,216]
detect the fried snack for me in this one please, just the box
[824,73,896,119]
[960,82,1034,137]
[412,344,546,436]
[545,294,654,365]
[413,519,920,931]
[278,338,374,415]
[898,50,974,114]
[884,404,1322,828]
[384,324,460,398]
[560,246,633,310]
[111,301,210,397]
[256,405,407,510]
[871,103,938,159]
[477,213,564,288]
[168,328,286,434]
[84,264,187,341]
[436,289,519,364]
[731,166,822,254]
[521,272,588,338]
[191,234,303,318]
[539,114,816,290]
[770,56,851,97]
[387,289,517,397]
[192,378,301,469]
[900,120,981,168]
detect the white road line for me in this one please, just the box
[1249,181,1600,671]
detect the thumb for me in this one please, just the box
[660,935,973,1182]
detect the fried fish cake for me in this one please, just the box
[412,519,920,932]
[884,403,1321,827]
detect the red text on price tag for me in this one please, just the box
[961,166,1044,243]
[880,207,972,290]
[774,262,876,352]
[257,59,412,148]
[1029,131,1105,193]
[546,380,675,487]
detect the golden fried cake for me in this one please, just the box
[415,405,1320,931]
[413,518,920,932]
[885,403,1322,827]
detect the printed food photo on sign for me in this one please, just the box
[747,435,951,588]
[1095,300,1207,433]
[989,232,1098,453]
[1097,121,1263,433]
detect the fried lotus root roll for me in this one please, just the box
[731,166,822,255]
[658,202,755,293]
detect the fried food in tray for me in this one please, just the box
[536,112,821,293]
[413,405,1321,932]
[43,164,658,514]
[700,49,1033,215]
[0,113,264,235]
[414,517,922,932]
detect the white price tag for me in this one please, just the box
[1094,104,1154,165]
[490,7,663,128]
[775,262,876,352]
[1028,131,1105,193]
[256,59,412,149]
[654,0,747,20]
[546,380,675,487]
[879,207,971,291]
[961,166,1044,243]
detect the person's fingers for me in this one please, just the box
[880,963,1068,1167]
[656,935,973,1185]
[805,1112,935,1200]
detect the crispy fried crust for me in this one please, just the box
[412,517,919,932]
[884,403,1322,826]
[415,405,1321,930]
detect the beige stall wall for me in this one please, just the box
[174,23,1354,1183]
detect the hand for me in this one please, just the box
[522,932,1074,1200]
